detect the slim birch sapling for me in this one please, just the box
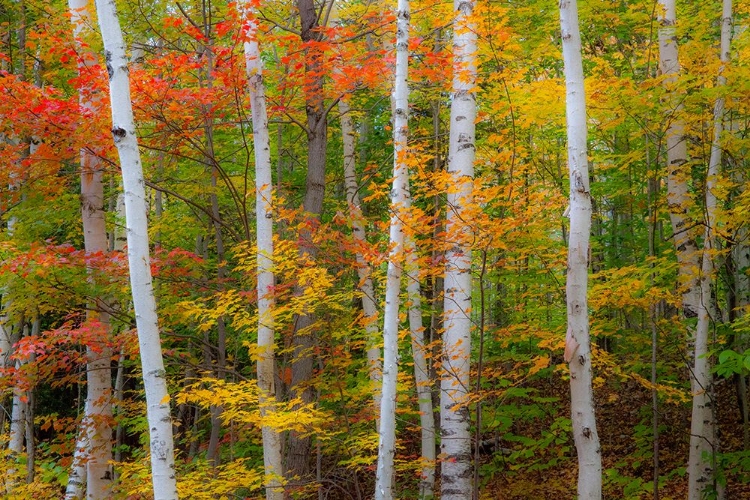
[331,0,383,419]
[688,1,732,498]
[237,1,284,497]
[67,1,114,496]
[375,0,410,494]
[559,0,602,498]
[93,0,178,498]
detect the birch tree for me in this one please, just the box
[405,202,435,500]
[689,1,732,497]
[658,2,701,318]
[559,0,601,498]
[334,1,382,418]
[237,1,284,497]
[440,0,476,497]
[93,0,178,498]
[374,0,410,494]
[67,1,113,496]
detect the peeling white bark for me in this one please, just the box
[658,0,701,319]
[375,0,410,495]
[440,1,476,498]
[405,233,435,499]
[93,0,178,498]
[333,1,382,417]
[559,1,602,498]
[68,1,113,496]
[689,2,732,499]
[238,2,284,498]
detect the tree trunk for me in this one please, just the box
[202,37,226,469]
[69,1,115,496]
[440,1,476,498]
[334,18,382,417]
[559,1,602,498]
[93,0,178,498]
[658,1,701,318]
[340,96,383,412]
[287,0,328,481]
[238,3,284,497]
[374,0,411,495]
[689,2,732,498]
[405,230,435,499]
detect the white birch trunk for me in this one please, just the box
[658,0,701,318]
[332,1,382,416]
[375,0,410,494]
[405,233,435,499]
[93,1,178,498]
[440,0,476,498]
[68,1,114,496]
[238,3,284,498]
[7,320,27,493]
[688,2,732,498]
[8,356,27,456]
[65,433,87,499]
[340,97,383,412]
[559,1,602,498]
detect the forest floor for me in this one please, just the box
[479,375,750,499]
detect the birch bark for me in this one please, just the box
[68,1,114,496]
[688,1,732,498]
[658,0,701,318]
[93,0,178,497]
[237,2,284,497]
[334,10,383,419]
[374,0,410,495]
[405,229,435,499]
[559,1,601,498]
[440,1,476,498]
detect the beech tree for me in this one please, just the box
[440,0,476,497]
[559,0,601,498]
[93,0,178,498]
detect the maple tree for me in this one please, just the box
[1,0,750,498]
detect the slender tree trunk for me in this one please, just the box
[333,6,382,415]
[658,2,701,317]
[559,1,602,498]
[8,353,27,489]
[65,431,86,499]
[688,2,732,498]
[440,1,476,498]
[374,0,411,495]
[202,37,226,468]
[287,0,328,481]
[93,0,178,498]
[68,2,115,496]
[340,96,383,412]
[735,230,750,449]
[24,315,39,485]
[238,3,284,497]
[405,231,435,499]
